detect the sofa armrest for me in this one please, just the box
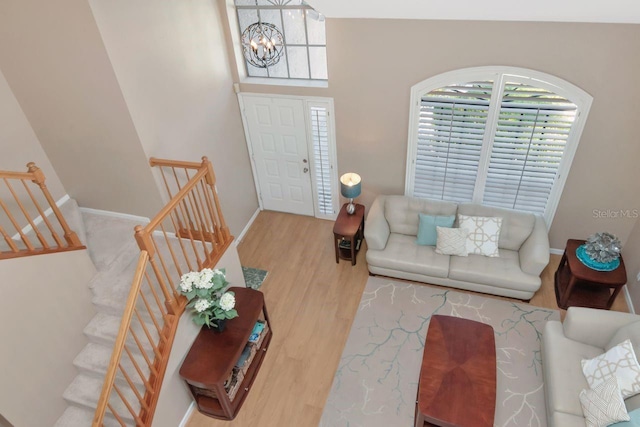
[364,196,390,250]
[519,215,550,276]
[563,307,640,348]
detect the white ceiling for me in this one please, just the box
[305,0,640,24]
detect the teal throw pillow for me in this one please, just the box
[615,408,640,426]
[416,214,455,246]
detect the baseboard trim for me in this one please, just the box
[79,207,150,224]
[550,248,564,255]
[11,194,71,240]
[624,285,636,314]
[235,208,261,246]
[178,402,196,427]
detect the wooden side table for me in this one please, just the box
[554,239,627,310]
[333,203,365,266]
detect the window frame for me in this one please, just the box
[405,66,593,227]
[226,0,329,87]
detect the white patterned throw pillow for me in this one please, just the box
[435,227,468,256]
[457,215,502,257]
[582,339,640,399]
[579,376,630,427]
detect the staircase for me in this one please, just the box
[54,208,146,426]
[1,157,233,426]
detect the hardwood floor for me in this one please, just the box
[186,211,628,427]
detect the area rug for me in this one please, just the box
[319,276,560,427]
[242,266,268,290]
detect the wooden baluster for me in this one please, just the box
[144,271,168,321]
[184,185,212,265]
[203,157,231,242]
[20,180,64,247]
[167,212,194,272]
[171,168,195,235]
[132,309,161,360]
[175,197,203,269]
[159,223,183,278]
[150,235,180,302]
[112,384,143,425]
[3,178,49,248]
[129,327,158,377]
[27,163,82,247]
[158,166,175,200]
[123,345,153,394]
[0,192,34,251]
[117,364,150,412]
[139,291,166,343]
[147,256,178,315]
[198,180,222,246]
[0,225,19,253]
[193,179,217,250]
[106,403,127,427]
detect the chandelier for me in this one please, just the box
[241,22,285,69]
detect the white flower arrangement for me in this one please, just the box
[178,268,238,328]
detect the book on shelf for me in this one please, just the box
[248,320,266,343]
[339,239,361,251]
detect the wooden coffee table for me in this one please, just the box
[415,315,496,427]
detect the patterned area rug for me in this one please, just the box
[242,266,268,290]
[320,276,560,427]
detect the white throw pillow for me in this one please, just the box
[457,215,502,257]
[579,376,630,427]
[435,227,468,256]
[582,339,640,399]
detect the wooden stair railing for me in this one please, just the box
[0,162,84,260]
[93,157,233,426]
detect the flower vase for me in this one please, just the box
[209,318,227,332]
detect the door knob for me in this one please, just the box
[303,159,308,163]
[303,167,309,173]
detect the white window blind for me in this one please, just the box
[407,67,592,225]
[415,82,493,202]
[309,106,334,215]
[482,83,577,214]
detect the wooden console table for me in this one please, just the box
[333,203,365,266]
[179,287,272,420]
[555,239,627,310]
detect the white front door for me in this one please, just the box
[241,95,315,216]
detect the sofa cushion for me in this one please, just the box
[448,249,540,292]
[435,226,468,256]
[385,196,457,236]
[581,339,640,399]
[366,233,450,278]
[458,203,535,251]
[416,214,455,246]
[543,320,604,418]
[579,376,630,427]
[458,214,502,257]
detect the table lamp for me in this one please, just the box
[340,172,361,215]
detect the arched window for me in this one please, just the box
[405,66,592,225]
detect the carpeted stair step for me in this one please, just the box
[84,312,157,356]
[62,374,139,424]
[73,342,150,389]
[54,406,121,427]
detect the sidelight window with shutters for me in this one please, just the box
[405,67,593,226]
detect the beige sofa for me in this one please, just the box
[543,307,640,426]
[364,195,550,300]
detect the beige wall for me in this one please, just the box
[0,0,163,218]
[0,68,66,200]
[0,250,96,427]
[87,0,258,237]
[622,218,640,311]
[239,19,640,249]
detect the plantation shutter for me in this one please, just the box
[309,106,334,215]
[414,81,493,203]
[482,83,578,214]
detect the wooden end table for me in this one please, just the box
[554,239,627,310]
[415,315,496,427]
[333,203,365,266]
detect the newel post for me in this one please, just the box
[27,162,82,247]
